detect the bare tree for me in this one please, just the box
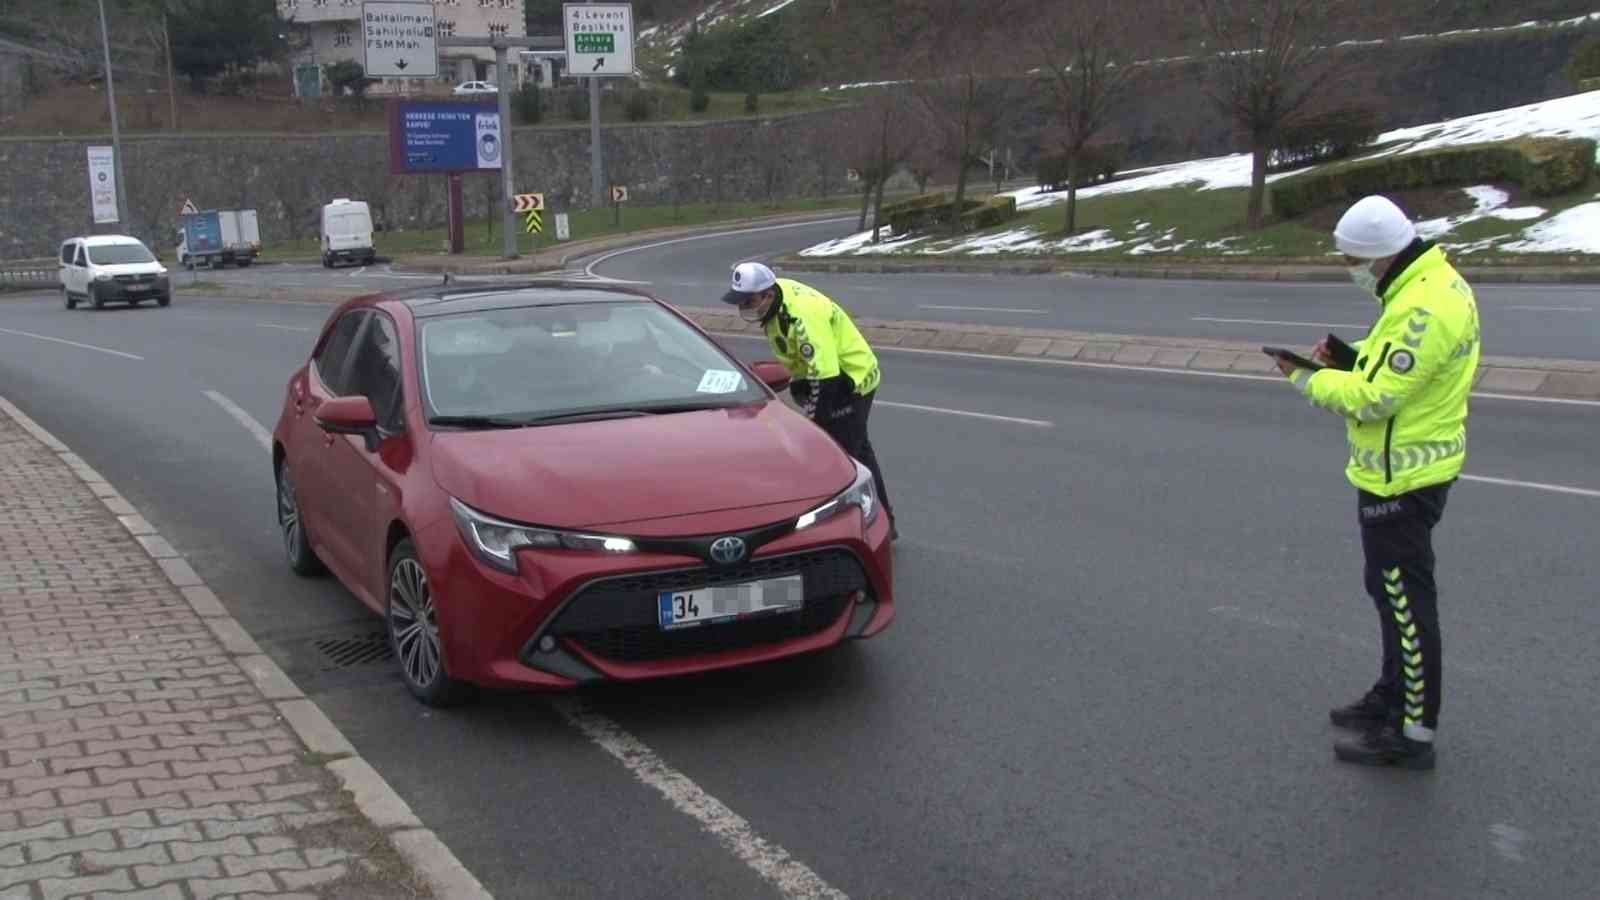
[905,0,1023,235]
[1196,0,1365,229]
[837,90,921,240]
[1031,0,1146,234]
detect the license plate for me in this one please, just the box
[658,575,804,630]
[127,284,150,292]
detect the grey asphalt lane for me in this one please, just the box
[1,290,1597,899]
[579,218,1600,360]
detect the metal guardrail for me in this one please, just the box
[0,266,55,289]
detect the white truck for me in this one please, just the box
[176,208,261,269]
[321,199,376,268]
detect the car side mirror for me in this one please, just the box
[750,360,791,392]
[315,395,382,450]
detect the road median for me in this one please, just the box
[103,282,1600,402]
[772,254,1600,285]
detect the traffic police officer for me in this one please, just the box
[722,262,897,540]
[1274,195,1481,770]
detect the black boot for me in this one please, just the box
[1334,724,1435,770]
[1329,688,1391,730]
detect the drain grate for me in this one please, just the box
[312,632,393,670]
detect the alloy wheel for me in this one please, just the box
[389,558,441,690]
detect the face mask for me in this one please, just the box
[1348,263,1379,297]
[738,294,773,322]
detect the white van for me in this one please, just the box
[58,234,171,310]
[321,199,376,268]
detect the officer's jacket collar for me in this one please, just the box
[1378,239,1444,304]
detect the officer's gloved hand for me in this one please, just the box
[789,380,812,406]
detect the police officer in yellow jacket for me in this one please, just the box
[1274,195,1480,770]
[723,262,897,540]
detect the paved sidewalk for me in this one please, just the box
[0,402,487,899]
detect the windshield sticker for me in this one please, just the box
[697,370,744,394]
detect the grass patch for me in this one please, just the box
[267,194,877,259]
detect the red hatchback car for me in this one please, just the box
[271,281,895,706]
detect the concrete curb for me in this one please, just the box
[0,395,496,900]
[771,255,1600,285]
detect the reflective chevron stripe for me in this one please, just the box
[1349,435,1464,474]
[1384,568,1426,730]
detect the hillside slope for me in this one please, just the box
[636,0,1600,87]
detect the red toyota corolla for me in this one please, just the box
[271,280,894,706]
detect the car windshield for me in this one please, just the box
[86,243,155,265]
[419,300,768,424]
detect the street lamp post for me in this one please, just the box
[95,0,131,227]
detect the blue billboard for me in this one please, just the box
[387,99,503,175]
[181,211,222,253]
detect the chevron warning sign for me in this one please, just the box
[524,208,544,234]
[513,193,544,213]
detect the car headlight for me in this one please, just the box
[94,272,112,281]
[795,460,879,531]
[449,497,635,573]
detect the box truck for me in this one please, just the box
[176,209,261,269]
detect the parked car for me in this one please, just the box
[271,281,895,706]
[58,234,171,310]
[452,80,497,94]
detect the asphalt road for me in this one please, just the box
[574,218,1600,361]
[2,288,1598,900]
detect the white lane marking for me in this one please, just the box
[1460,474,1600,498]
[707,333,1600,407]
[204,390,273,452]
[1490,823,1530,864]
[1505,305,1589,312]
[0,326,144,360]
[922,304,1047,314]
[582,216,858,280]
[878,400,1052,427]
[552,697,848,900]
[256,323,315,332]
[1192,315,1366,329]
[1471,391,1600,408]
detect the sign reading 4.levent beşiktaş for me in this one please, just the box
[363,1,439,78]
[563,3,634,78]
[387,99,502,174]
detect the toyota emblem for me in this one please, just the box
[708,536,746,565]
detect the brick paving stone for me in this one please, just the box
[0,405,446,900]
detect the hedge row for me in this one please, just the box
[1035,142,1127,191]
[1269,136,1597,219]
[880,191,1019,235]
[1267,107,1382,173]
[960,195,1019,231]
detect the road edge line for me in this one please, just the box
[0,393,496,900]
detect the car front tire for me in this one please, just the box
[387,538,474,707]
[157,293,171,307]
[276,460,325,576]
[63,287,76,310]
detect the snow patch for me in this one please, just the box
[1499,201,1600,254]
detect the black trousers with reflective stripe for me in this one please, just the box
[1358,482,1451,732]
[812,387,894,524]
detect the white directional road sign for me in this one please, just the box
[564,3,634,78]
[362,1,439,78]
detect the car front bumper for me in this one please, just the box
[93,276,170,299]
[417,507,895,690]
